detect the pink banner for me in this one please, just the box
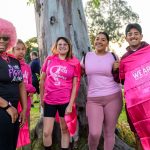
[120,45,150,150]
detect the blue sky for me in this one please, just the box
[0,0,36,41]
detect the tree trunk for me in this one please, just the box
[35,0,91,63]
[32,0,135,150]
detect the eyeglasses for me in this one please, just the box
[0,37,10,41]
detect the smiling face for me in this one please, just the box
[126,28,143,50]
[0,35,9,53]
[56,39,69,56]
[94,33,109,53]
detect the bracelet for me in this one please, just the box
[2,102,12,111]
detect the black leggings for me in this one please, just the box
[0,109,19,150]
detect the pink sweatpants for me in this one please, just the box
[86,91,123,150]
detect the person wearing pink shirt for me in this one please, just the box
[81,32,123,150]
[40,37,80,150]
[13,39,36,150]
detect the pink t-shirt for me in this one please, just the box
[81,52,121,97]
[18,59,36,117]
[42,55,78,104]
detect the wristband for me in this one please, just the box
[3,102,12,111]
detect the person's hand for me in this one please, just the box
[65,104,73,115]
[19,110,26,128]
[113,60,119,71]
[6,106,18,123]
[41,100,44,108]
[28,93,34,97]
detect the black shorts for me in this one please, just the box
[44,102,69,117]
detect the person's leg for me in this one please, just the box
[0,109,17,150]
[86,98,104,150]
[134,133,143,150]
[58,103,70,149]
[59,117,70,149]
[103,92,122,150]
[72,120,79,149]
[13,118,20,150]
[43,103,57,150]
[43,117,55,149]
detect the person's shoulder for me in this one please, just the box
[25,63,31,69]
[121,51,131,60]
[84,51,94,59]
[44,55,57,63]
[67,56,80,66]
[8,54,19,62]
[87,51,94,55]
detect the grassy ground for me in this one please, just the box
[117,100,136,147]
[30,95,40,130]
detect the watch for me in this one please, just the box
[3,102,12,111]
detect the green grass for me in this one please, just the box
[117,100,136,147]
[118,100,127,122]
[30,101,40,129]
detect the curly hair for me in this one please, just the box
[0,18,17,50]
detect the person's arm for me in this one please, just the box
[26,67,36,94]
[80,55,86,76]
[112,60,119,72]
[65,77,77,114]
[0,97,18,123]
[19,81,27,127]
[39,72,46,107]
[0,97,9,108]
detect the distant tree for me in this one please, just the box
[85,0,139,46]
[25,37,38,63]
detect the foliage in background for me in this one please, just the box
[92,0,100,7]
[85,0,139,46]
[26,0,101,6]
[27,0,35,5]
[25,37,38,63]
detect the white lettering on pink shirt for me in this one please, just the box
[50,65,67,85]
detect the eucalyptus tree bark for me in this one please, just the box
[34,0,89,127]
[35,0,91,63]
[32,0,135,149]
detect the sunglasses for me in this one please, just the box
[0,37,10,41]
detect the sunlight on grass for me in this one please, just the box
[30,100,40,130]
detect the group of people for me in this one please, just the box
[0,17,149,150]
[0,18,40,150]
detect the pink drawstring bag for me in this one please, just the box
[17,121,30,148]
[55,104,77,137]
[120,45,150,149]
[65,105,77,136]
[17,102,31,147]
